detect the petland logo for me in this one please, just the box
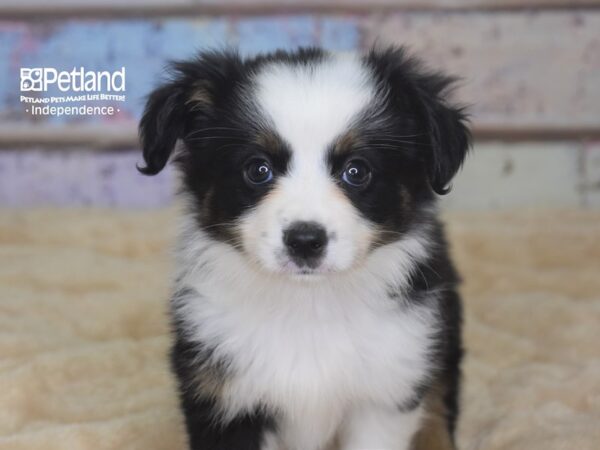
[20,67,125,92]
[20,67,126,117]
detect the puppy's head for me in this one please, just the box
[139,47,469,277]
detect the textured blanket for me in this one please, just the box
[0,209,598,450]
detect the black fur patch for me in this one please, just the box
[403,221,464,439]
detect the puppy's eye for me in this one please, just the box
[342,160,372,187]
[244,159,273,185]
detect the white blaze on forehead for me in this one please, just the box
[252,55,375,159]
[241,55,378,275]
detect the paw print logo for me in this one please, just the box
[20,68,43,91]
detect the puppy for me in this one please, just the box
[138,47,469,450]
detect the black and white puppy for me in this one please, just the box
[139,47,469,450]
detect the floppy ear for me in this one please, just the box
[412,73,471,195]
[366,47,471,195]
[137,50,245,175]
[137,82,186,175]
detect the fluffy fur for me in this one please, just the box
[138,47,470,450]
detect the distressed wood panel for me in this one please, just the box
[0,148,174,208]
[364,10,600,130]
[1,0,600,16]
[0,124,137,148]
[582,141,600,206]
[442,142,583,209]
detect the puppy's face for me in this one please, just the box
[139,48,469,277]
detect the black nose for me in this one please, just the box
[283,221,328,267]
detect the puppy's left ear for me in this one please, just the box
[413,73,471,195]
[366,47,471,195]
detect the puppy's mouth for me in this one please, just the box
[279,259,333,278]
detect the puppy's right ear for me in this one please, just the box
[138,50,244,175]
[137,82,186,175]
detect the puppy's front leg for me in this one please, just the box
[179,394,273,450]
[337,404,424,450]
[410,386,457,450]
[171,337,274,450]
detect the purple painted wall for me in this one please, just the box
[0,150,173,208]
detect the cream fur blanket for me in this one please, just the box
[0,209,598,449]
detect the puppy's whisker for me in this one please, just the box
[200,221,241,231]
[370,141,431,148]
[185,126,246,139]
[186,136,246,141]
[360,133,426,139]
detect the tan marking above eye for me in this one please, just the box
[253,131,283,154]
[332,129,360,155]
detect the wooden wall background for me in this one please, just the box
[0,1,599,208]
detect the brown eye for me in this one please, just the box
[244,159,273,185]
[342,160,372,187]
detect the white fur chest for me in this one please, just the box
[176,240,436,449]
